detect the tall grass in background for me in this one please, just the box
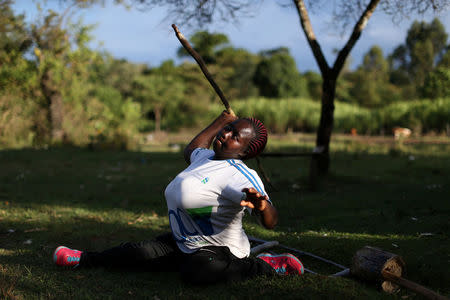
[207,97,450,135]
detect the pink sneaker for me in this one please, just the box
[257,253,304,275]
[53,246,82,267]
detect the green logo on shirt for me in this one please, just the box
[201,177,209,184]
[186,206,214,235]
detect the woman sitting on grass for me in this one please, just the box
[53,111,304,284]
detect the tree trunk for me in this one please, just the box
[41,69,65,143]
[49,92,64,141]
[316,76,336,173]
[154,106,162,132]
[294,0,381,186]
[309,76,336,189]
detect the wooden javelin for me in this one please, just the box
[172,24,275,189]
[171,24,235,116]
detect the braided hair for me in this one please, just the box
[242,117,268,159]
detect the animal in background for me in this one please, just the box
[393,127,412,140]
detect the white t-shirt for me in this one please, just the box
[164,148,271,258]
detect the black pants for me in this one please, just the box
[80,233,275,284]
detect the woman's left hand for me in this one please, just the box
[218,110,238,124]
[240,187,269,211]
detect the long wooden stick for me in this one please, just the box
[172,24,235,116]
[172,24,274,187]
[382,270,449,300]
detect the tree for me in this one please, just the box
[348,46,401,107]
[253,47,307,98]
[215,47,260,99]
[0,0,32,56]
[437,48,450,67]
[177,31,229,64]
[422,66,450,98]
[390,18,448,96]
[176,30,261,102]
[0,0,37,147]
[289,0,443,176]
[2,1,147,149]
[132,60,185,132]
[92,56,147,98]
[30,8,78,143]
[303,71,322,101]
[0,0,34,92]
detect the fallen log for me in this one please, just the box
[351,246,448,299]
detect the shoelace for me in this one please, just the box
[67,256,80,263]
[275,263,288,274]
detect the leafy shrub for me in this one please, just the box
[0,95,36,148]
[380,98,450,134]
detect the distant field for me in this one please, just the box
[0,134,449,299]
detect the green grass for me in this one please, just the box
[0,134,449,299]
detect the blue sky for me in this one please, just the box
[13,1,450,72]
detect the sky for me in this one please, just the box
[12,1,450,72]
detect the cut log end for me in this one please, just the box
[381,280,400,294]
[380,256,404,293]
[351,246,406,293]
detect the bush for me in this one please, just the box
[0,95,37,148]
[380,98,450,134]
[422,67,450,99]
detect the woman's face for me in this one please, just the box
[213,119,255,160]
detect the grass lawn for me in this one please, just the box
[0,134,449,299]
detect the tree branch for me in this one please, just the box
[332,0,381,76]
[172,24,235,116]
[292,0,329,76]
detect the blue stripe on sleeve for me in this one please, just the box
[231,159,265,195]
[227,160,271,204]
